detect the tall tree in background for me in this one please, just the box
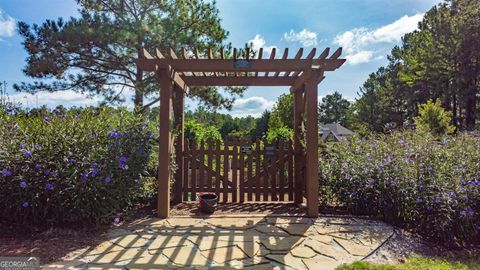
[355,0,480,130]
[318,91,352,127]
[268,93,293,130]
[15,0,246,109]
[251,110,270,140]
[453,0,480,129]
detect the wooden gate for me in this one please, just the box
[177,139,297,202]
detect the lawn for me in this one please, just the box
[336,257,480,270]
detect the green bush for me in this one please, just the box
[320,130,479,246]
[0,107,152,227]
[267,127,293,142]
[414,99,455,135]
[185,119,222,143]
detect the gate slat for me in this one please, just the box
[239,140,245,202]
[207,141,213,191]
[254,139,261,201]
[223,141,229,202]
[261,139,269,201]
[183,139,190,201]
[232,140,238,202]
[278,140,285,201]
[270,139,277,201]
[247,141,255,201]
[288,140,294,201]
[215,140,221,199]
[191,141,197,201]
[199,140,205,191]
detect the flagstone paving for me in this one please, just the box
[41,216,394,270]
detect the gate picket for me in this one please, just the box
[254,139,261,201]
[278,140,285,201]
[239,140,245,202]
[207,141,213,191]
[223,141,229,202]
[288,140,294,201]
[232,140,238,202]
[191,141,197,201]
[215,140,221,198]
[183,140,190,201]
[262,139,269,201]
[247,141,254,201]
[199,140,205,191]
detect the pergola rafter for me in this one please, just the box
[135,46,345,219]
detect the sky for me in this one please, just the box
[0,0,441,117]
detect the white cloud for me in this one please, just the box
[248,34,277,58]
[9,90,104,108]
[333,13,424,65]
[0,10,15,37]
[346,51,374,65]
[227,96,275,117]
[283,29,318,47]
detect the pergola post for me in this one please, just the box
[157,67,173,218]
[305,69,321,217]
[172,85,185,204]
[293,87,304,204]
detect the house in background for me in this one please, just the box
[320,123,354,141]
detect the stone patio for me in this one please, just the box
[42,216,394,270]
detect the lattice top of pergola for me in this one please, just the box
[136,47,345,92]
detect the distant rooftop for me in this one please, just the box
[320,123,353,141]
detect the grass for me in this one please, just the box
[335,257,480,270]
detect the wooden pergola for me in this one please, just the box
[136,46,345,218]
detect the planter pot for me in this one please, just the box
[198,193,218,214]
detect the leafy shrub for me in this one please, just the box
[0,107,152,227]
[267,127,293,142]
[320,130,479,246]
[185,119,222,143]
[414,99,455,135]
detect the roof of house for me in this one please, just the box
[319,123,353,136]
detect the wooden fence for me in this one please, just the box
[176,139,297,202]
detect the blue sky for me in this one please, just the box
[0,0,441,116]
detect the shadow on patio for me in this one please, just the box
[43,214,394,270]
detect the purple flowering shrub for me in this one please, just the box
[319,131,480,246]
[0,107,152,226]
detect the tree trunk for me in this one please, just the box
[134,67,144,108]
[465,90,476,130]
[452,91,458,128]
[134,48,144,108]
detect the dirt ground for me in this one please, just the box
[170,201,307,217]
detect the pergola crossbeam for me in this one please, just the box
[136,58,345,72]
[181,75,297,86]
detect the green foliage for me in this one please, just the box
[185,108,256,140]
[185,119,222,143]
[414,99,456,135]
[251,110,270,140]
[319,91,353,127]
[269,93,293,130]
[267,127,293,143]
[15,0,246,109]
[320,130,480,246]
[0,107,151,227]
[336,257,474,270]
